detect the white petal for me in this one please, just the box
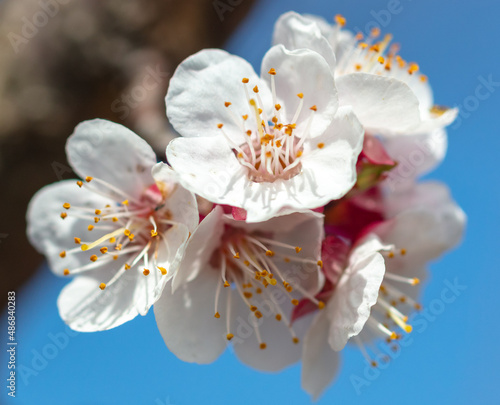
[152,162,199,232]
[26,180,115,276]
[57,267,144,331]
[327,236,387,351]
[171,206,225,292]
[231,291,313,372]
[66,119,156,196]
[336,73,421,133]
[302,310,341,400]
[299,106,364,203]
[376,182,466,266]
[410,107,458,134]
[272,12,336,71]
[383,129,448,182]
[166,49,272,144]
[261,45,338,138]
[154,268,227,364]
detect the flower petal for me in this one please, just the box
[171,206,225,292]
[166,49,272,144]
[327,236,388,351]
[57,267,144,331]
[154,268,228,364]
[261,45,338,138]
[66,119,156,196]
[231,292,313,372]
[335,73,421,133]
[272,12,336,71]
[26,180,115,276]
[299,105,364,202]
[302,310,341,400]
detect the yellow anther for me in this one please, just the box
[296,150,303,157]
[242,78,249,83]
[310,105,317,111]
[59,251,66,258]
[143,269,150,276]
[317,143,325,149]
[371,361,378,368]
[404,325,413,333]
[371,27,381,37]
[317,260,323,267]
[233,252,240,259]
[60,212,67,219]
[85,176,93,182]
[250,305,257,312]
[318,301,325,310]
[400,248,407,255]
[90,255,98,262]
[112,217,118,222]
[291,299,299,306]
[95,209,101,215]
[355,32,363,41]
[243,260,250,267]
[297,93,304,99]
[109,237,116,243]
[94,217,100,223]
[295,247,302,253]
[378,56,385,64]
[217,123,224,129]
[214,312,220,319]
[99,283,106,290]
[292,337,300,344]
[370,44,380,52]
[76,181,83,188]
[334,14,346,27]
[100,247,108,254]
[390,331,398,340]
[246,130,252,137]
[275,103,281,111]
[258,108,263,114]
[224,281,230,288]
[268,68,276,75]
[125,264,131,270]
[151,230,158,237]
[113,255,118,260]
[359,42,368,49]
[253,85,259,93]
[255,311,263,319]
[87,225,94,231]
[242,114,249,120]
[63,202,71,209]
[412,278,420,286]
[283,257,290,263]
[74,237,81,244]
[243,292,253,299]
[420,75,428,82]
[414,303,422,311]
[226,333,234,341]
[388,251,395,258]
[265,250,274,257]
[124,229,131,236]
[63,269,70,276]
[224,102,231,107]
[408,63,419,74]
[259,343,267,350]
[255,288,262,294]
[128,234,135,241]
[158,267,167,275]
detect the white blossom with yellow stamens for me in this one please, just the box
[165,45,364,222]
[27,119,199,332]
[301,181,465,399]
[154,206,325,371]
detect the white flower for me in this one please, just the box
[165,45,364,222]
[27,119,199,331]
[154,207,325,371]
[301,181,466,398]
[273,12,458,135]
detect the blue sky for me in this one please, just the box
[2,0,500,404]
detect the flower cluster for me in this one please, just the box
[26,11,465,398]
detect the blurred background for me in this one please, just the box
[1,0,499,404]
